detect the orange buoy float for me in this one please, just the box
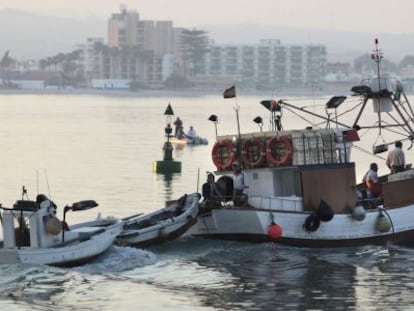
[266,135,293,166]
[212,139,236,171]
[267,223,283,239]
[241,138,266,168]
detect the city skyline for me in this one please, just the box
[2,0,414,34]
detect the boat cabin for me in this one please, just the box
[212,127,359,214]
[1,199,63,248]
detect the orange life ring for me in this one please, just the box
[241,138,266,168]
[212,139,236,171]
[266,135,293,166]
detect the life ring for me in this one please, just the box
[266,135,293,166]
[241,138,266,168]
[303,213,320,232]
[212,139,236,171]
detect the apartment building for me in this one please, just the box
[203,39,327,90]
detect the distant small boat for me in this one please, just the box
[169,136,208,147]
[117,193,200,248]
[0,193,123,266]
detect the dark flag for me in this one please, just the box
[223,85,236,98]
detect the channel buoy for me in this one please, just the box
[267,223,283,239]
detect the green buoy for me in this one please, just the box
[154,104,181,174]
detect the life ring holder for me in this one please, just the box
[212,139,236,171]
[266,135,293,166]
[241,138,266,168]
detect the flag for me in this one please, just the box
[223,85,236,98]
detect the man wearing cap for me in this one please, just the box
[232,161,249,206]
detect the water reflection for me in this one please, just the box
[179,243,414,310]
[155,172,181,203]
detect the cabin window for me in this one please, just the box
[272,168,301,197]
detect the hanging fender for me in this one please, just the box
[303,213,320,232]
[266,135,293,166]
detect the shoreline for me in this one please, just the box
[1,86,412,98]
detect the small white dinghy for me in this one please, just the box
[0,192,123,266]
[117,193,200,248]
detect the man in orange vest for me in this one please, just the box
[363,162,382,202]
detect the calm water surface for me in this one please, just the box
[1,93,414,310]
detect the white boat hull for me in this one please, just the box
[0,218,123,266]
[188,204,414,247]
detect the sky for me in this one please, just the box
[1,0,414,34]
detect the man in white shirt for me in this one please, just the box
[186,126,197,139]
[232,161,249,206]
[386,140,405,174]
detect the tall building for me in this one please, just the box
[105,6,184,87]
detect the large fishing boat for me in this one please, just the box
[188,39,414,247]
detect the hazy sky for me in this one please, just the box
[2,0,414,34]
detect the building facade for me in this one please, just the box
[80,8,327,90]
[203,39,327,90]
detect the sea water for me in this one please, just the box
[0,92,414,310]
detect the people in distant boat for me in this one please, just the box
[186,125,197,140]
[386,140,405,174]
[363,162,382,201]
[202,173,223,202]
[232,161,249,207]
[173,117,184,138]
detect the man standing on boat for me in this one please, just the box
[173,117,184,138]
[232,161,249,207]
[386,140,405,174]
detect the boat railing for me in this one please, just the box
[290,130,352,166]
[248,195,304,212]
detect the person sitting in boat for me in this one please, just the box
[363,162,382,203]
[386,140,405,174]
[232,161,249,207]
[186,126,197,140]
[202,173,223,202]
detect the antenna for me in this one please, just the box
[371,38,383,89]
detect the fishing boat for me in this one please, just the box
[0,190,123,266]
[188,39,414,247]
[117,193,200,248]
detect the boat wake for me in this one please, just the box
[74,245,158,274]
